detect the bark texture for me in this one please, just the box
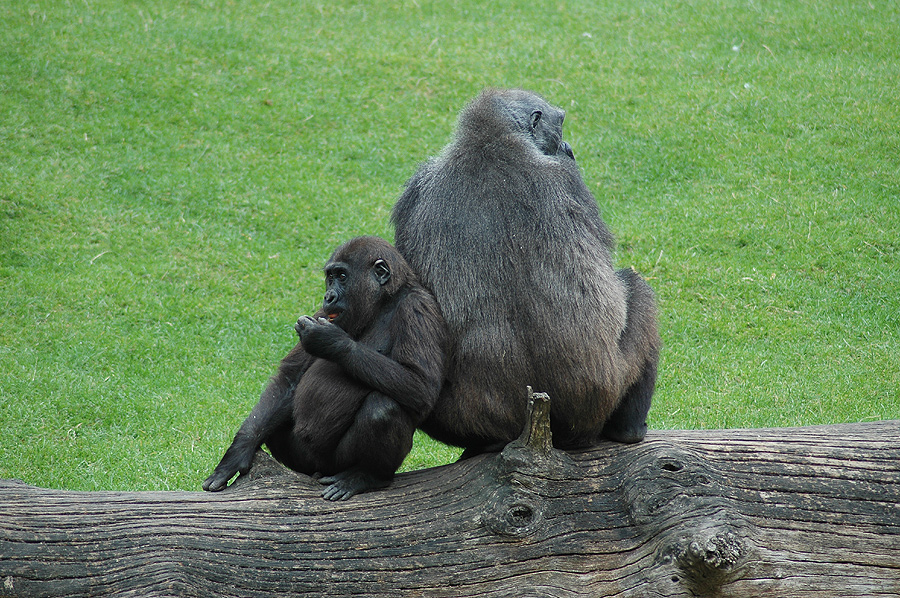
[1,395,898,597]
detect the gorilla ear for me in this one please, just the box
[530,110,543,131]
[373,259,391,286]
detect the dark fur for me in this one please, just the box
[391,88,660,452]
[203,236,447,500]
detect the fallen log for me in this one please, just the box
[1,391,898,597]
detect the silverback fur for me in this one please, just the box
[392,88,661,450]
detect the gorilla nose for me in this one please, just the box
[324,290,338,305]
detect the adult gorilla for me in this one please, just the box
[203,237,447,500]
[392,88,660,453]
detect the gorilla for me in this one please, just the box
[392,88,660,453]
[203,236,447,500]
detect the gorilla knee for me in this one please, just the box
[616,267,661,362]
[360,395,405,429]
[335,394,413,476]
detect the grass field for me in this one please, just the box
[1,0,897,491]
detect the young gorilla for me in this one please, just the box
[203,236,447,500]
[392,88,661,453]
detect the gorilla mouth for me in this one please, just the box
[326,312,341,323]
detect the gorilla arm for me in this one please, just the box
[296,296,445,423]
[202,343,315,491]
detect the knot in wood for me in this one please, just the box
[481,487,544,539]
[660,529,747,594]
[621,443,724,526]
[620,440,756,592]
[680,531,744,572]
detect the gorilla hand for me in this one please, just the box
[296,315,353,360]
[202,432,257,492]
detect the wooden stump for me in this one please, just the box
[1,391,898,597]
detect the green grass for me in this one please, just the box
[2,0,897,491]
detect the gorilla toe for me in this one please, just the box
[319,469,391,501]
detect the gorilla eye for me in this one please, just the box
[327,271,347,284]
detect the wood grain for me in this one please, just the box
[1,416,898,597]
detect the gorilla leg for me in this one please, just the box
[601,357,658,443]
[601,268,661,444]
[319,393,415,501]
[263,420,321,474]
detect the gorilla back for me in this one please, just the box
[392,88,660,451]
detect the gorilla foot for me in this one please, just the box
[457,442,507,460]
[318,469,391,501]
[601,421,648,444]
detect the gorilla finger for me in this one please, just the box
[202,474,227,492]
[322,483,353,502]
[295,316,317,336]
[296,315,317,329]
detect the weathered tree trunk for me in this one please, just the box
[1,392,898,598]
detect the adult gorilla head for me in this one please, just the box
[457,88,575,159]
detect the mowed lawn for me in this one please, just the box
[1,0,897,491]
